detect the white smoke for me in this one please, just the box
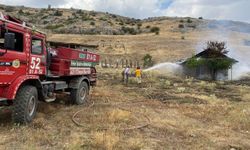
[143,21,250,80]
[144,62,183,75]
[227,46,250,80]
[196,21,250,80]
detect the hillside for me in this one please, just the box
[0,4,162,35]
[1,4,250,64]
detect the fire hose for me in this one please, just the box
[72,91,151,131]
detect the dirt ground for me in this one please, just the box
[0,69,250,150]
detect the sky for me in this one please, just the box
[1,0,250,23]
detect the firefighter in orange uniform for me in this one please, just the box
[135,66,142,84]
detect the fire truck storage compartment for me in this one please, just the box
[50,47,99,76]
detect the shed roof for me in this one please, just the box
[181,49,238,65]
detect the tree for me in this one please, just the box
[143,54,154,68]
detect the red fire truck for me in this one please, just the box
[0,13,100,124]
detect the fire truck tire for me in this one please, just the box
[70,81,89,105]
[12,85,38,124]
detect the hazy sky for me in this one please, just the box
[1,0,250,23]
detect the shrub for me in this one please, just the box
[100,17,107,21]
[4,6,14,12]
[142,54,154,68]
[65,18,76,25]
[90,21,95,26]
[181,36,185,40]
[178,24,184,28]
[41,15,48,19]
[45,24,64,30]
[150,26,160,33]
[187,18,192,23]
[18,9,24,14]
[54,10,63,16]
[155,31,159,35]
[146,25,151,29]
[108,21,113,26]
[82,15,93,21]
[179,19,184,23]
[89,11,96,16]
[23,11,31,16]
[43,20,49,24]
[76,9,82,14]
[198,17,203,20]
[121,26,137,35]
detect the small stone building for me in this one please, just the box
[180,50,238,80]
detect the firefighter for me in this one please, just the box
[124,66,130,84]
[135,66,142,84]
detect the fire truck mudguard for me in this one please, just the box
[4,75,41,100]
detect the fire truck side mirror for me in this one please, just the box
[4,32,15,50]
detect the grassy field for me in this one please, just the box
[1,5,250,149]
[0,68,249,149]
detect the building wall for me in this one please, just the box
[182,65,229,80]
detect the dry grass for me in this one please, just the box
[0,69,250,149]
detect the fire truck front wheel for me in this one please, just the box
[12,85,38,124]
[70,81,89,105]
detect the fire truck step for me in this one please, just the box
[0,98,7,101]
[45,98,56,103]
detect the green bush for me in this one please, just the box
[89,11,96,16]
[41,15,48,19]
[54,10,63,16]
[187,18,192,23]
[43,20,49,24]
[178,24,184,28]
[90,21,95,26]
[143,54,154,68]
[121,26,137,35]
[108,21,113,26]
[76,9,82,14]
[45,24,64,30]
[100,17,107,21]
[82,15,93,21]
[24,11,31,16]
[4,6,14,12]
[18,9,24,14]
[65,18,76,24]
[150,26,160,33]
